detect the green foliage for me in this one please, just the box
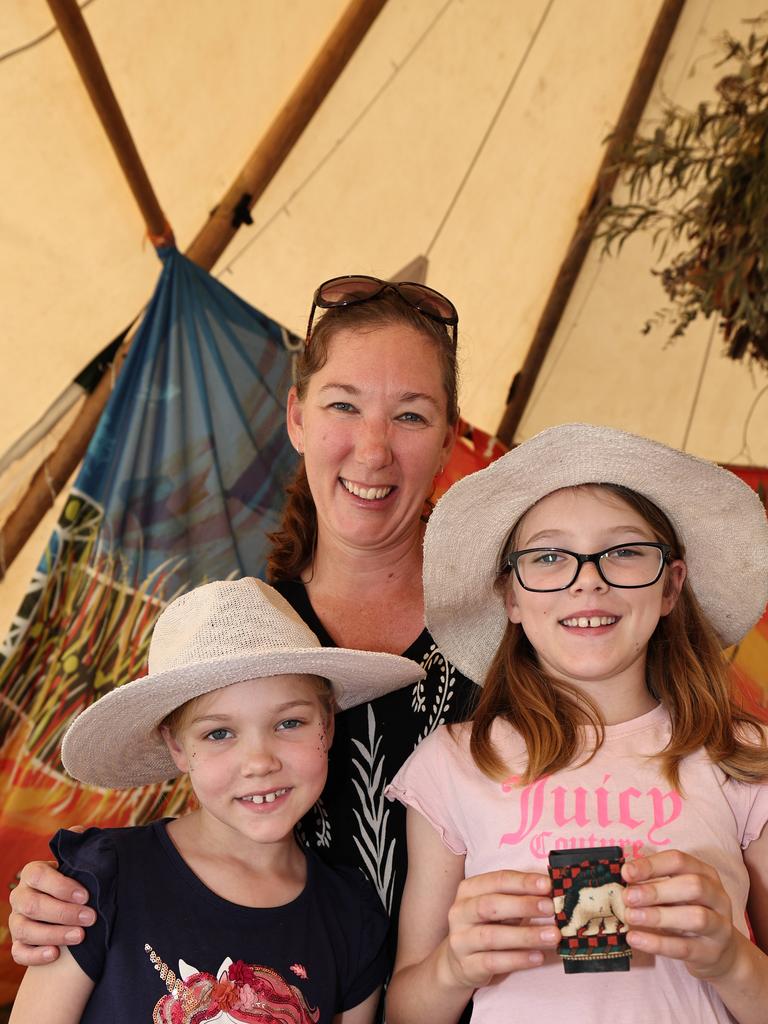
[599,20,768,366]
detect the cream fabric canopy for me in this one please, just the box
[2,0,766,633]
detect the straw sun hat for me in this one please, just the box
[62,578,425,789]
[423,423,768,685]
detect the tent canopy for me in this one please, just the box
[3,0,767,631]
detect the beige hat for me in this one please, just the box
[62,578,425,788]
[424,423,768,684]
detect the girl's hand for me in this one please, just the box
[442,869,559,989]
[388,809,558,1024]
[622,850,737,979]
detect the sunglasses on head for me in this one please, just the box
[305,275,459,346]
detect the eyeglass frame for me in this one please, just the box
[502,542,674,593]
[305,275,459,347]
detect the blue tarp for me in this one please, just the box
[65,246,300,590]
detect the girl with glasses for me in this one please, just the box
[385,423,768,1024]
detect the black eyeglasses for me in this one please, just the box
[503,542,673,592]
[305,275,459,346]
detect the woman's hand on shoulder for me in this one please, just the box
[622,850,738,977]
[442,869,559,989]
[9,857,96,966]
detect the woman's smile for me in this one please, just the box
[339,477,396,502]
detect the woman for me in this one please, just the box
[9,276,480,978]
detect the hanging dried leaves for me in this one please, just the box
[599,20,768,367]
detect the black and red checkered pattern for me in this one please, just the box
[548,846,632,974]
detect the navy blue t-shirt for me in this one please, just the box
[52,819,388,1023]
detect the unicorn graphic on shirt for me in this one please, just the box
[144,946,320,1023]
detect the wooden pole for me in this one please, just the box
[46,0,172,243]
[185,0,388,269]
[0,0,388,577]
[495,0,686,446]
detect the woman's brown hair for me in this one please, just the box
[468,483,768,789]
[267,293,460,582]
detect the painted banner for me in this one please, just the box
[0,248,299,1002]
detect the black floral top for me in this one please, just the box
[273,581,479,964]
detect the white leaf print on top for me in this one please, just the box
[351,704,396,911]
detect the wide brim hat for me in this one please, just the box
[62,578,425,788]
[424,423,768,684]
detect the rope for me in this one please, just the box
[680,316,717,452]
[728,382,768,465]
[218,0,457,279]
[0,0,96,64]
[425,0,556,256]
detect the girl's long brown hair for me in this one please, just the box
[469,484,768,789]
[267,293,460,583]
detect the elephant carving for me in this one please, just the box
[553,879,627,936]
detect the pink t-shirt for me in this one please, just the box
[386,704,768,1023]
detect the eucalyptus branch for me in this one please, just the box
[598,20,768,367]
